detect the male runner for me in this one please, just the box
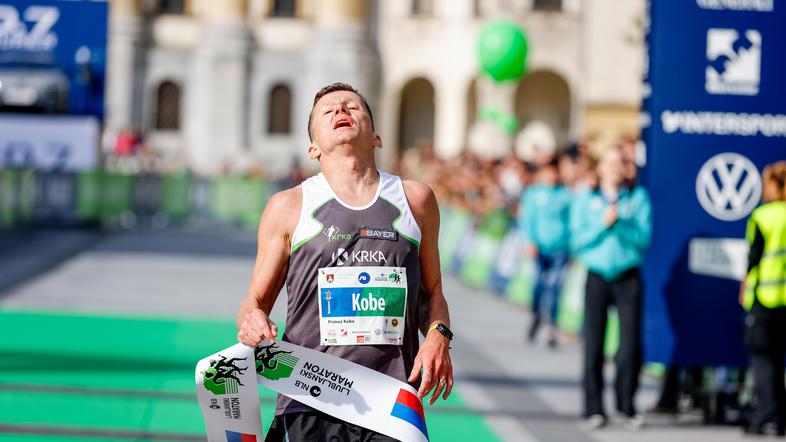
[237,83,453,441]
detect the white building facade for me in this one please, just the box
[106,0,644,177]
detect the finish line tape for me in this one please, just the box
[196,341,428,442]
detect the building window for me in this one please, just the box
[533,0,562,11]
[158,0,185,15]
[271,0,296,17]
[268,84,292,135]
[412,0,434,16]
[155,81,181,131]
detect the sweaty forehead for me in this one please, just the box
[315,90,363,109]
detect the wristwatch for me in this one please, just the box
[428,321,453,341]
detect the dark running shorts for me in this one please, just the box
[265,411,400,442]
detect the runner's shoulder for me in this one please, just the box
[401,180,438,223]
[263,186,302,228]
[402,180,435,204]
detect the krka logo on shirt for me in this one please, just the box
[323,225,353,242]
[331,248,388,266]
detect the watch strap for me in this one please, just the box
[428,321,453,341]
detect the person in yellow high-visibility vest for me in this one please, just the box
[740,161,786,436]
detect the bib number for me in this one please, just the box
[317,266,407,346]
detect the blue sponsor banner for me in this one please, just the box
[0,0,108,118]
[641,0,786,366]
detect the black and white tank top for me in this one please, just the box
[277,169,423,415]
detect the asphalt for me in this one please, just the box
[0,227,761,441]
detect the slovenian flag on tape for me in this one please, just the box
[390,389,429,441]
[225,430,256,442]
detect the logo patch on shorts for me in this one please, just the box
[358,227,398,241]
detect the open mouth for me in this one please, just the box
[333,118,353,130]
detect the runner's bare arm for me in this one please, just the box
[403,180,454,404]
[237,188,301,347]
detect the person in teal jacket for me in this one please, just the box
[570,146,652,430]
[519,156,573,347]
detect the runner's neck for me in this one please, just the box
[321,157,380,208]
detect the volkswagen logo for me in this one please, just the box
[695,152,761,221]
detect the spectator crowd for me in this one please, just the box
[397,135,653,429]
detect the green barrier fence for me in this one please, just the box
[505,260,535,306]
[0,170,16,228]
[100,173,133,222]
[0,171,10,228]
[438,207,473,267]
[18,169,35,223]
[0,170,269,230]
[161,173,192,220]
[75,170,102,221]
[459,209,511,287]
[210,176,269,229]
[0,169,35,228]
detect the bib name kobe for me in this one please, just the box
[352,292,386,312]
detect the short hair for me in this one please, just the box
[762,160,786,201]
[307,82,375,142]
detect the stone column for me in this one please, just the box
[434,81,468,159]
[302,0,378,147]
[377,84,400,170]
[186,0,250,174]
[105,0,145,132]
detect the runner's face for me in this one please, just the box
[311,91,375,150]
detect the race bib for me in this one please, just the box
[318,266,407,346]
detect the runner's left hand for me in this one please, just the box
[408,330,453,405]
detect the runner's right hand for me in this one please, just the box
[238,308,278,347]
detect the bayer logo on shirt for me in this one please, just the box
[358,272,371,284]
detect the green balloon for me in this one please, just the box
[477,20,529,82]
[478,105,500,122]
[498,114,518,134]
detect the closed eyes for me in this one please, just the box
[321,103,361,115]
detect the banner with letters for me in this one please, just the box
[0,0,108,118]
[0,114,99,171]
[640,0,786,366]
[196,341,429,442]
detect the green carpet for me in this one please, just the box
[0,310,499,441]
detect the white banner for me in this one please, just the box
[688,237,749,281]
[196,341,429,442]
[0,115,99,171]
